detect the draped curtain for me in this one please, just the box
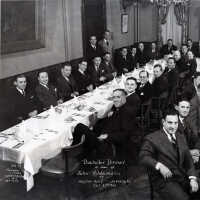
[157,4,170,48]
[157,2,189,47]
[174,3,188,44]
[161,4,182,47]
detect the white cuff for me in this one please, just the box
[189,176,197,180]
[155,162,162,170]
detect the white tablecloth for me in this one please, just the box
[0,82,115,191]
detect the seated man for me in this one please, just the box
[57,63,79,102]
[152,64,169,99]
[101,52,117,82]
[183,72,200,101]
[72,89,137,159]
[9,74,38,125]
[187,73,200,138]
[146,42,160,61]
[125,77,141,116]
[175,97,200,164]
[87,56,105,87]
[165,57,179,95]
[187,39,196,56]
[73,60,93,95]
[129,46,139,70]
[136,42,148,66]
[139,108,199,200]
[160,38,177,57]
[115,47,131,75]
[35,71,62,110]
[136,70,152,105]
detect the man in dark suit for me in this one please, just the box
[139,109,199,200]
[35,71,62,110]
[152,64,169,98]
[165,57,179,94]
[9,74,38,125]
[72,89,138,158]
[174,50,186,74]
[136,42,148,66]
[115,47,131,75]
[73,60,93,95]
[186,73,200,138]
[160,39,177,57]
[125,77,141,116]
[87,56,104,87]
[136,70,152,105]
[57,63,79,102]
[175,97,200,164]
[182,70,200,102]
[129,46,139,70]
[146,42,160,61]
[187,39,196,56]
[86,35,102,63]
[100,52,117,82]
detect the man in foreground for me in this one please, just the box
[139,109,199,200]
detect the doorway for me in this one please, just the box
[82,0,106,57]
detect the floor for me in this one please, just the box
[0,161,153,200]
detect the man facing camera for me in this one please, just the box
[139,109,199,200]
[152,64,168,98]
[57,63,79,102]
[101,52,117,82]
[115,47,131,75]
[35,71,62,110]
[125,77,141,116]
[74,60,93,95]
[174,97,200,164]
[136,70,152,105]
[72,89,136,158]
[9,74,38,125]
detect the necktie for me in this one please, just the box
[169,133,176,144]
[106,40,109,46]
[22,90,25,96]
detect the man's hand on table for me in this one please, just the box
[98,134,108,141]
[123,68,129,73]
[29,110,38,118]
[100,76,106,82]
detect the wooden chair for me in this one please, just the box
[40,135,85,199]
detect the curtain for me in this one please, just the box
[161,4,182,47]
[157,4,170,48]
[174,3,188,43]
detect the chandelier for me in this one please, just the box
[149,0,189,5]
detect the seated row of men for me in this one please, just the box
[87,33,200,74]
[7,51,199,127]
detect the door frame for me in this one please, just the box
[81,0,107,58]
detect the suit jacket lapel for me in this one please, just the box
[158,130,179,165]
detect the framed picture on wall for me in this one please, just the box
[1,0,46,55]
[121,14,128,33]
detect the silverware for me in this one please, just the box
[13,142,24,149]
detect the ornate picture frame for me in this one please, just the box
[1,0,46,55]
[121,14,128,33]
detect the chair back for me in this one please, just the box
[62,134,85,175]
